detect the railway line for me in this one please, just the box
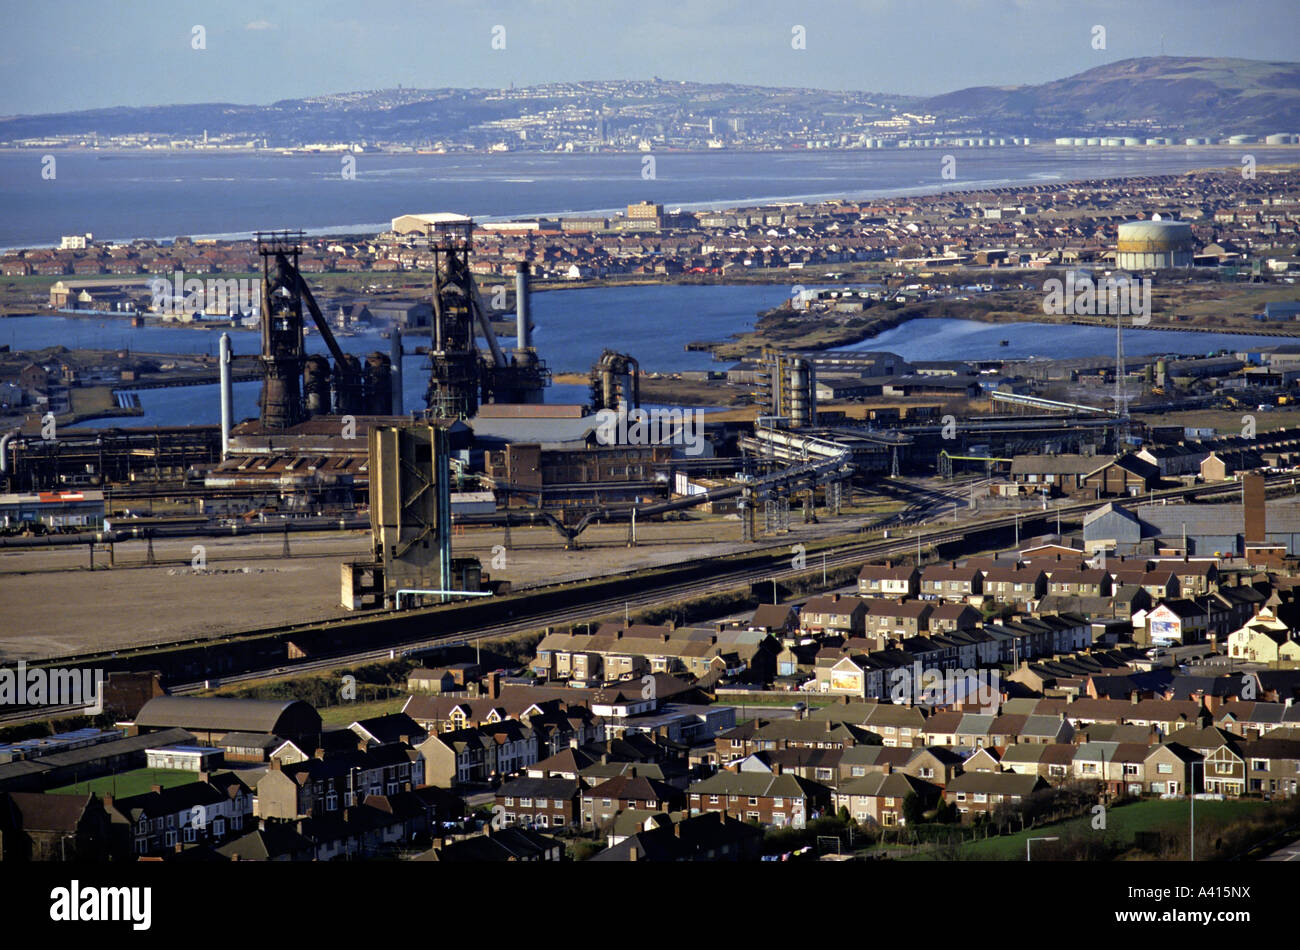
[3,473,1291,727]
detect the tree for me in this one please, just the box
[902,792,926,826]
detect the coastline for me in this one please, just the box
[3,150,1296,251]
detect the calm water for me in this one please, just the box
[841,317,1300,362]
[6,285,1300,429]
[2,147,1295,248]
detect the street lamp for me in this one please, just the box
[1026,835,1059,861]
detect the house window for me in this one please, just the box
[504,797,515,806]
[973,793,987,803]
[520,798,533,807]
[164,830,177,846]
[325,792,338,811]
[183,826,196,843]
[709,795,720,804]
[1157,763,1173,774]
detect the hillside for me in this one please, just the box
[921,56,1300,137]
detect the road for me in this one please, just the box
[1261,837,1300,861]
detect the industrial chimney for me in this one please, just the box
[515,261,531,351]
[218,332,233,458]
[390,326,404,416]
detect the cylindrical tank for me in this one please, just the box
[303,355,332,417]
[790,362,808,428]
[334,354,363,414]
[364,352,393,415]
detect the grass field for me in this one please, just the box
[958,798,1268,860]
[49,768,198,798]
[318,697,406,727]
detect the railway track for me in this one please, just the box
[2,474,1293,726]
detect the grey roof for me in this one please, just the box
[134,696,321,735]
[466,414,603,448]
[0,727,195,791]
[1140,501,1300,537]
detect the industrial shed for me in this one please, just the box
[132,697,322,746]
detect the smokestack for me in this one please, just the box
[515,261,530,351]
[218,332,232,459]
[390,327,403,416]
[1243,472,1266,545]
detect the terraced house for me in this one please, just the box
[800,593,869,637]
[687,769,826,828]
[111,773,253,856]
[833,770,940,827]
[865,600,933,637]
[581,771,684,829]
[811,700,927,748]
[919,564,983,601]
[982,567,1047,605]
[858,563,920,598]
[944,772,1049,820]
[531,624,748,683]
[495,776,584,830]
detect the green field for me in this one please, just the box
[318,697,406,727]
[958,798,1268,860]
[49,768,199,798]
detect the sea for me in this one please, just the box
[2,146,1296,249]
[4,146,1299,427]
[5,291,1299,429]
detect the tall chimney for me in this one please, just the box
[390,326,403,416]
[515,261,530,351]
[218,332,233,459]
[1243,472,1266,546]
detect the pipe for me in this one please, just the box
[0,428,17,477]
[394,588,493,610]
[218,333,232,459]
[391,326,403,416]
[515,261,530,350]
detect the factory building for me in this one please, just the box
[0,489,104,529]
[1115,218,1197,270]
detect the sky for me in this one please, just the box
[1,0,1297,115]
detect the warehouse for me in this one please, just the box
[0,490,105,529]
[132,696,323,747]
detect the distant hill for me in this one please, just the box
[1,58,1296,146]
[920,56,1300,137]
